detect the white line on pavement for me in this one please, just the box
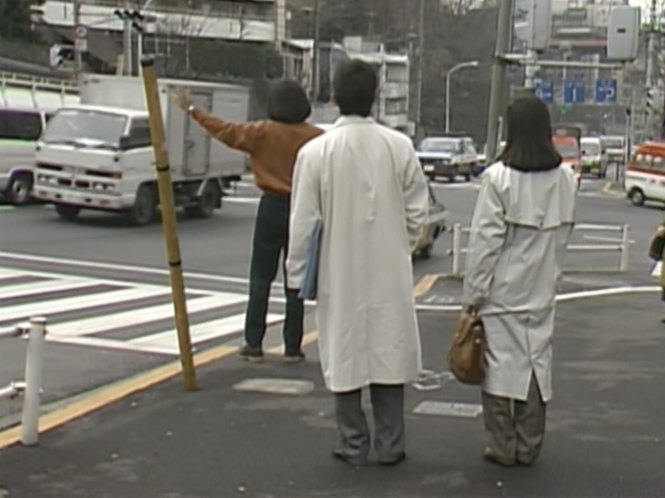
[415,286,660,312]
[0,251,283,289]
[225,197,260,205]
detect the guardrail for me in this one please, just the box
[0,317,46,446]
[449,223,631,276]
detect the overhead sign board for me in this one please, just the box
[563,79,585,104]
[595,79,617,103]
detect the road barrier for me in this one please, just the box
[449,223,631,276]
[0,317,46,445]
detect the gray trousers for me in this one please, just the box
[334,384,405,464]
[481,374,546,465]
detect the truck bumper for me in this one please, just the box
[32,185,135,211]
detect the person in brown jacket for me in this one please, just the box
[173,81,322,362]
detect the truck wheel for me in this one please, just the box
[629,188,645,207]
[55,204,81,221]
[196,181,221,218]
[128,185,157,226]
[6,174,33,205]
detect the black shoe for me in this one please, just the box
[331,448,367,467]
[482,447,515,467]
[283,350,306,364]
[239,345,264,363]
[378,452,406,466]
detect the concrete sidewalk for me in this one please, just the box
[1,294,664,498]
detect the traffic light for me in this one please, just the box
[114,9,146,32]
[646,87,656,113]
[49,44,74,68]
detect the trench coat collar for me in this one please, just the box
[333,115,376,128]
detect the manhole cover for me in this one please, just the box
[233,378,314,395]
[413,401,482,418]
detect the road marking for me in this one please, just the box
[225,197,260,205]
[0,251,279,288]
[129,313,283,355]
[0,278,97,301]
[414,285,661,311]
[1,287,172,323]
[47,294,244,338]
[0,330,320,450]
[412,274,439,298]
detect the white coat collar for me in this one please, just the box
[333,116,376,128]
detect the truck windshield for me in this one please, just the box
[555,142,579,159]
[420,138,459,153]
[42,109,127,149]
[603,138,624,149]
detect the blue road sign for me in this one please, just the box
[595,79,617,103]
[563,79,585,104]
[535,81,554,103]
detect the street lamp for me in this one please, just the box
[445,60,479,133]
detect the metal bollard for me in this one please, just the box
[619,224,630,273]
[21,317,46,446]
[451,223,462,276]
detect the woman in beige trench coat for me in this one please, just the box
[463,97,577,467]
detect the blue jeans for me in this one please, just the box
[244,193,304,354]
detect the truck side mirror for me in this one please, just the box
[119,135,132,151]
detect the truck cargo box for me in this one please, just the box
[78,74,249,180]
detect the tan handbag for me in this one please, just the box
[447,309,485,385]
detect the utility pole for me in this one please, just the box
[73,0,83,79]
[311,0,320,102]
[414,0,425,140]
[645,0,658,138]
[123,1,133,76]
[485,0,513,163]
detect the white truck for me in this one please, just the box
[32,74,249,225]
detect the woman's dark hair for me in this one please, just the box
[333,59,377,117]
[500,96,562,172]
[267,80,311,124]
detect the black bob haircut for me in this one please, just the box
[267,80,311,124]
[333,59,378,117]
[500,96,562,173]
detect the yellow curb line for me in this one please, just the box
[0,331,319,450]
[0,271,427,449]
[412,274,440,299]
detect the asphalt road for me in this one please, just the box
[1,295,663,498]
[0,174,661,427]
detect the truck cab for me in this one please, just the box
[34,105,156,223]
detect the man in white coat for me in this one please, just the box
[286,59,429,466]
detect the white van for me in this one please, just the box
[0,76,78,204]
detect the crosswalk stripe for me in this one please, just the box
[1,287,171,323]
[47,293,246,338]
[129,312,284,354]
[225,197,260,205]
[0,269,26,281]
[49,335,181,356]
[0,279,98,301]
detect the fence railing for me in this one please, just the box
[449,223,631,276]
[0,317,46,446]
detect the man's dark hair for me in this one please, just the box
[500,96,562,172]
[333,59,377,117]
[267,80,311,124]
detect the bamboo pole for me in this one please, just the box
[140,56,197,391]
